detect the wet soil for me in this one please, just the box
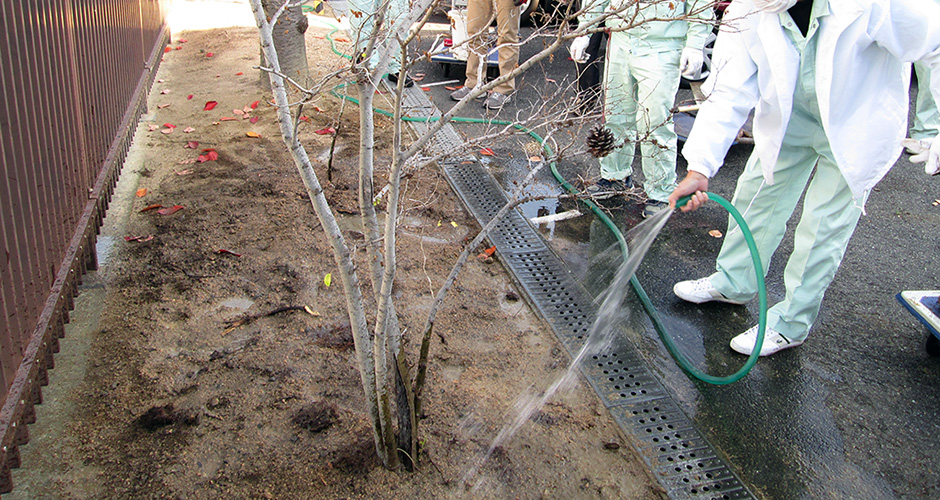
[8,22,663,500]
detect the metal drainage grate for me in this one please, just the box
[397,82,755,500]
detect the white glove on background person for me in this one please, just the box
[904,137,940,175]
[570,36,591,64]
[679,48,704,80]
[752,0,798,13]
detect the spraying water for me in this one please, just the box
[463,207,674,489]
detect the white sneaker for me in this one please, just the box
[730,325,804,356]
[673,278,750,305]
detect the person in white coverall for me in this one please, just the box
[348,0,412,86]
[668,0,940,356]
[570,0,713,218]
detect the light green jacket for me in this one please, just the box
[579,0,714,51]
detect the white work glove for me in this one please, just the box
[570,36,591,64]
[679,48,704,80]
[752,0,798,13]
[904,137,940,175]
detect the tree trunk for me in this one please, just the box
[260,0,309,91]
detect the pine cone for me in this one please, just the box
[586,125,616,158]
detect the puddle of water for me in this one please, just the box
[221,298,255,310]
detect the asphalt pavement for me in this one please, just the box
[409,17,940,499]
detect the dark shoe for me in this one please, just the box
[641,200,669,219]
[586,177,632,200]
[387,72,414,88]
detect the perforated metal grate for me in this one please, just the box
[402,93,755,500]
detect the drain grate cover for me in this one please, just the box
[397,82,755,500]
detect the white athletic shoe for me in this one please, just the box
[673,278,750,305]
[730,325,804,356]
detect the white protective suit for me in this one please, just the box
[683,0,940,200]
[579,0,713,203]
[678,0,940,343]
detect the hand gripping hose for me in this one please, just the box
[323,29,768,384]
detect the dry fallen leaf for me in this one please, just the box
[183,127,195,133]
[139,204,163,212]
[136,188,147,197]
[156,205,184,215]
[246,131,261,138]
[529,156,543,162]
[148,124,159,131]
[233,109,244,115]
[249,116,260,124]
[124,234,154,242]
[184,141,199,149]
[160,89,171,94]
[708,230,723,238]
[480,148,495,156]
[175,169,194,175]
[187,94,194,100]
[477,245,496,260]
[157,104,171,109]
[219,117,237,121]
[314,127,336,135]
[250,100,260,109]
[204,101,218,111]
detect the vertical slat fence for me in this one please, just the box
[0,0,169,494]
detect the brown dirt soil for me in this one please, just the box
[8,21,664,500]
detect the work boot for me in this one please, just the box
[585,177,632,200]
[673,277,751,305]
[387,72,414,88]
[730,325,804,356]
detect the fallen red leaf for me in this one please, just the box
[233,109,244,115]
[333,37,350,43]
[480,148,495,156]
[201,148,216,152]
[314,106,324,113]
[197,155,208,163]
[314,127,336,135]
[445,85,462,91]
[164,46,172,53]
[178,39,187,43]
[219,117,237,121]
[174,46,182,51]
[207,150,219,161]
[163,123,176,129]
[477,245,496,259]
[299,116,311,123]
[156,205,184,215]
[249,116,259,124]
[206,52,214,57]
[140,204,163,212]
[235,72,243,75]
[420,87,431,91]
[185,141,199,149]
[250,100,260,109]
[204,101,218,111]
[187,94,194,100]
[218,249,242,257]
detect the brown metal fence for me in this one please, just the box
[0,0,169,493]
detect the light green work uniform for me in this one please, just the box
[911,61,940,142]
[709,1,864,342]
[583,1,712,202]
[348,0,408,74]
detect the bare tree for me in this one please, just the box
[249,0,716,471]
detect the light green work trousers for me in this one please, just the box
[708,102,864,342]
[911,61,940,141]
[600,35,682,202]
[348,0,408,74]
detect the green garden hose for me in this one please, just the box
[318,30,768,384]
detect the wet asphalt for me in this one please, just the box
[410,18,940,499]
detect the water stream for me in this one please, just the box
[463,208,674,488]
